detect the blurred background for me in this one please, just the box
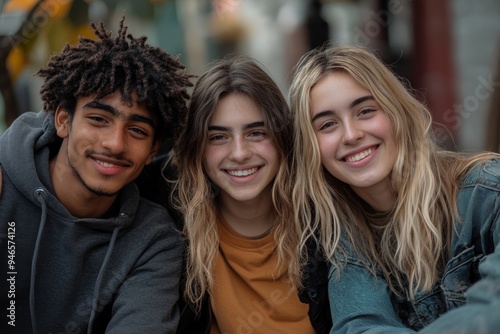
[0,0,499,152]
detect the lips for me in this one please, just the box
[343,146,376,162]
[95,160,117,168]
[89,154,133,176]
[89,152,133,167]
[225,167,259,177]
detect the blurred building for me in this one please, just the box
[1,0,499,152]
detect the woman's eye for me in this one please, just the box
[319,121,336,130]
[249,130,266,137]
[209,134,226,141]
[359,108,376,116]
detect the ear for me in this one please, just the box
[145,141,161,165]
[54,106,71,139]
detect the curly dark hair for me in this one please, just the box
[36,16,192,142]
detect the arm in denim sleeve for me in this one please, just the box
[421,207,500,334]
[419,240,500,334]
[329,261,415,334]
[418,163,500,334]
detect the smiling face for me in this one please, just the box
[53,90,159,199]
[203,93,280,205]
[310,71,397,201]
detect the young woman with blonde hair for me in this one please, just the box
[172,55,331,333]
[290,44,500,333]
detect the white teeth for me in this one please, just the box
[96,160,115,167]
[345,147,375,162]
[227,167,258,177]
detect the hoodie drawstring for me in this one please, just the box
[29,187,123,334]
[30,188,48,334]
[87,226,121,334]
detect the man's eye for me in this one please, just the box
[89,116,107,123]
[130,128,148,137]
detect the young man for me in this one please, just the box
[0,18,191,333]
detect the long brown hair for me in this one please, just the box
[172,55,301,311]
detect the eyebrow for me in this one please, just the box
[311,95,375,123]
[350,95,375,108]
[83,100,156,128]
[208,121,265,132]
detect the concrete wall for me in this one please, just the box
[450,0,500,151]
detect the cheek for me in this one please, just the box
[374,114,394,137]
[68,130,93,155]
[316,134,338,161]
[203,147,219,173]
[267,150,281,176]
[203,155,220,187]
[137,151,154,167]
[262,141,280,161]
[133,140,158,163]
[69,125,98,144]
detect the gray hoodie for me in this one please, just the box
[0,111,183,333]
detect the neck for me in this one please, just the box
[218,190,277,238]
[351,179,396,212]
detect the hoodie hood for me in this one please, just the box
[0,111,55,199]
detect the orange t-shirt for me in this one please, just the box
[210,217,315,334]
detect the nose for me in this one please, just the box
[228,137,252,162]
[341,120,364,145]
[101,126,127,154]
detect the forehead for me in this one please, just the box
[310,72,370,110]
[210,93,263,125]
[312,72,367,96]
[77,91,156,120]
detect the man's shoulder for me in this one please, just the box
[120,197,183,250]
[136,197,174,221]
[133,196,185,233]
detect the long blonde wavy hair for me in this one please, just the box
[289,44,497,299]
[172,55,302,312]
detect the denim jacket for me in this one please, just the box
[328,158,500,334]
